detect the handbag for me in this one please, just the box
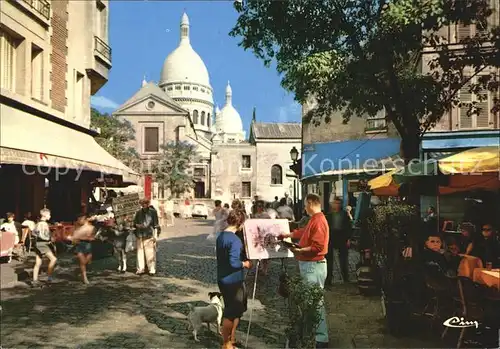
[277,258,290,298]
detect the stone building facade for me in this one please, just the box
[0,0,135,220]
[116,12,301,203]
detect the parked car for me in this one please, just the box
[191,203,208,219]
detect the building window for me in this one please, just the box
[201,88,205,93]
[227,138,236,143]
[175,85,181,90]
[271,165,283,184]
[193,86,198,91]
[201,111,205,126]
[31,44,44,101]
[167,86,173,91]
[193,167,205,177]
[365,114,387,132]
[242,182,251,198]
[207,113,211,127]
[459,76,494,129]
[193,110,199,124]
[144,127,159,152]
[0,30,18,92]
[242,155,251,169]
[147,100,155,110]
[184,85,190,90]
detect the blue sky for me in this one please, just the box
[91,1,301,132]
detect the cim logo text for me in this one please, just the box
[443,317,479,329]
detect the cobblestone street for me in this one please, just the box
[1,219,440,348]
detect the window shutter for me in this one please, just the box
[0,31,15,91]
[476,93,491,128]
[457,23,472,41]
[459,80,473,129]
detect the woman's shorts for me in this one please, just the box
[75,241,92,255]
[218,281,247,320]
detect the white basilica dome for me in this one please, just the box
[159,13,210,88]
[217,82,244,134]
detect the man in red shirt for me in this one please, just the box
[280,193,329,348]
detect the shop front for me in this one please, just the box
[0,104,139,221]
[301,138,400,210]
[419,129,500,220]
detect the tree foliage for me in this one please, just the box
[90,108,140,170]
[149,141,198,198]
[231,0,500,160]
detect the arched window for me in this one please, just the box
[193,110,199,124]
[201,111,206,125]
[207,113,211,127]
[271,165,283,184]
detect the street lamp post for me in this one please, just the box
[289,146,299,219]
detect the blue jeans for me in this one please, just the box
[298,259,329,343]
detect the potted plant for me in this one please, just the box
[367,202,421,336]
[285,275,324,349]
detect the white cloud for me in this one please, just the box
[91,96,119,110]
[278,101,301,122]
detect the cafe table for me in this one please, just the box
[473,268,500,290]
[457,254,483,278]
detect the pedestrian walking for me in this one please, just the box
[71,215,96,284]
[133,198,159,275]
[209,200,228,241]
[325,198,352,285]
[277,198,295,221]
[279,193,329,348]
[32,208,57,286]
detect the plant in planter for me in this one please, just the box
[367,202,421,336]
[285,274,324,349]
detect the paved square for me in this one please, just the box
[1,219,440,348]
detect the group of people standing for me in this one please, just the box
[1,197,161,286]
[213,193,345,349]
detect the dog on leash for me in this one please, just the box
[187,292,224,342]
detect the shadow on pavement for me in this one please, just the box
[158,233,293,346]
[0,255,199,349]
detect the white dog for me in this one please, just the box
[187,292,224,342]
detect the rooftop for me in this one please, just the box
[251,122,301,139]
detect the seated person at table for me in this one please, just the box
[444,238,463,272]
[466,223,500,268]
[458,225,475,253]
[422,233,457,277]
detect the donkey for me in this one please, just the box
[94,215,133,273]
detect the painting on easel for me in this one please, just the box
[243,219,294,260]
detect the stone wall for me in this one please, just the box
[255,140,301,202]
[211,143,256,205]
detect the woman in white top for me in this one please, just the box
[208,200,229,241]
[1,213,19,245]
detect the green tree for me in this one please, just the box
[149,141,198,198]
[90,108,140,170]
[231,0,499,163]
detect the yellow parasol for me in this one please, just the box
[438,146,500,174]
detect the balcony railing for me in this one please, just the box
[20,0,50,20]
[94,36,112,62]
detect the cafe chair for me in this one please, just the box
[422,265,452,322]
[441,277,484,349]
